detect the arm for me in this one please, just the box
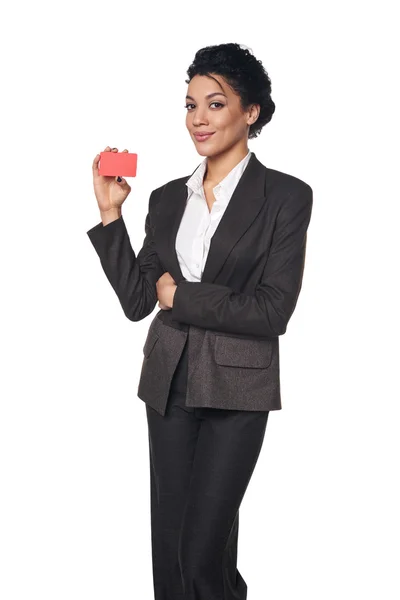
[86,189,165,321]
[170,185,313,338]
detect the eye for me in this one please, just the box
[184,102,224,110]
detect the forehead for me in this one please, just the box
[186,74,232,99]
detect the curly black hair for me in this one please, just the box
[185,43,275,139]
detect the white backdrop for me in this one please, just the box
[1,1,399,598]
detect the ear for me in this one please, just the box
[248,104,260,125]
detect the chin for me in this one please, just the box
[195,148,211,157]
[193,143,220,158]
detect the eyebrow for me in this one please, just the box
[185,92,227,101]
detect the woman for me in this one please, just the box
[87,43,313,600]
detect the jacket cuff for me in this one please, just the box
[171,280,196,322]
[86,214,125,245]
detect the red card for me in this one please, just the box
[98,152,137,177]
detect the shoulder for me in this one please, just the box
[149,175,189,207]
[266,166,312,197]
[152,175,189,195]
[263,167,313,216]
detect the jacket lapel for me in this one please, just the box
[154,151,268,285]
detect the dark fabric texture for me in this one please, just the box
[86,152,313,415]
[146,386,269,599]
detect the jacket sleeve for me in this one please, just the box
[170,184,313,338]
[86,189,165,321]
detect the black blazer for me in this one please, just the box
[87,151,313,416]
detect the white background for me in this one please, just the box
[1,1,399,598]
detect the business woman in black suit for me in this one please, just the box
[88,42,313,600]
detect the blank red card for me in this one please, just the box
[98,152,137,177]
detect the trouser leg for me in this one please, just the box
[146,391,199,599]
[146,387,269,600]
[178,407,269,600]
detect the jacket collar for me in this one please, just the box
[185,149,251,204]
[154,151,269,285]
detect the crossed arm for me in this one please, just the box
[87,184,313,337]
[169,185,313,338]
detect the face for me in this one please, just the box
[185,73,258,158]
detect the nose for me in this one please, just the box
[191,106,209,126]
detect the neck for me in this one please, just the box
[204,145,249,185]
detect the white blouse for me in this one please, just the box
[175,150,252,282]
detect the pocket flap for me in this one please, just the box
[214,335,272,368]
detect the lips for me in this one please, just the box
[194,132,215,141]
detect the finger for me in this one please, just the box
[111,147,118,152]
[92,153,100,173]
[115,176,130,186]
[122,149,128,152]
[103,146,111,152]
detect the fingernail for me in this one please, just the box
[117,176,122,182]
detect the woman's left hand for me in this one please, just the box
[156,272,177,310]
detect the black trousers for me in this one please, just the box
[145,339,269,600]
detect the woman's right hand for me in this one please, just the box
[92,146,132,213]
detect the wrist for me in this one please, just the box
[100,207,121,226]
[169,284,178,308]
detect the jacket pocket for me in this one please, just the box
[214,335,272,369]
[143,331,159,358]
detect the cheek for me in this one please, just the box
[214,110,238,130]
